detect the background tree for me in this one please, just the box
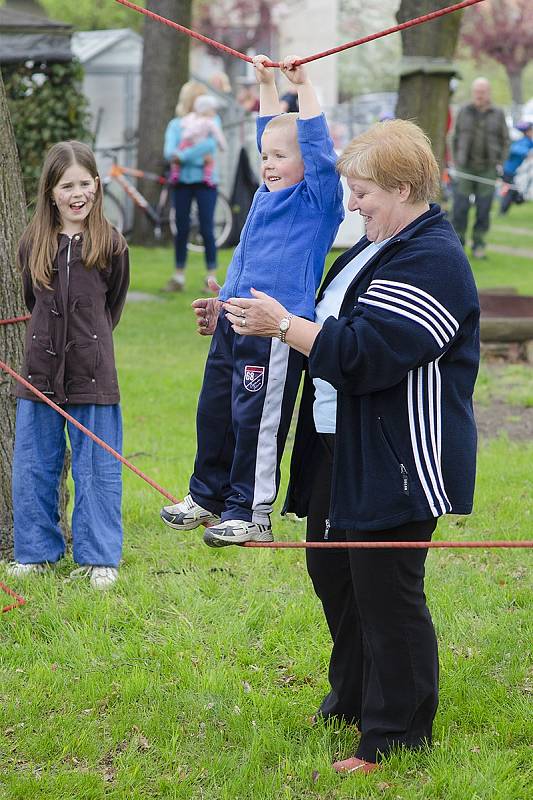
[338,0,401,100]
[395,0,463,171]
[195,0,280,88]
[3,60,90,203]
[0,69,27,558]
[131,0,192,244]
[460,0,533,112]
[38,0,145,31]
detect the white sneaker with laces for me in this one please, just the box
[69,565,118,590]
[90,566,118,590]
[203,519,273,548]
[160,493,221,530]
[7,562,50,577]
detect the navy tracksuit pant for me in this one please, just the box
[190,313,303,525]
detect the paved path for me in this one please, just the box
[488,243,533,259]
[127,291,163,303]
[493,225,533,237]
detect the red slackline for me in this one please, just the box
[1,581,26,614]
[0,315,30,325]
[114,0,486,68]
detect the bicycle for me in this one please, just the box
[100,151,234,251]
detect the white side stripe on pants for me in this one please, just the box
[252,337,290,525]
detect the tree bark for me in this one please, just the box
[395,0,463,171]
[0,69,28,558]
[507,68,523,111]
[1,70,71,559]
[131,0,193,245]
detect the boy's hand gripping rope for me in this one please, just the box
[0,319,531,552]
[114,0,486,68]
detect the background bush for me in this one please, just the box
[3,59,91,205]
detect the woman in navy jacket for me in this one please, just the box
[218,119,480,774]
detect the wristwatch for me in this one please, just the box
[279,315,293,343]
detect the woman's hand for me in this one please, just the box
[252,54,275,86]
[223,288,287,337]
[280,55,309,86]
[192,276,222,336]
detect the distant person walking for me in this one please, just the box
[500,120,533,215]
[451,77,509,259]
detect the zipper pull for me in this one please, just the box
[324,518,330,541]
[400,464,410,495]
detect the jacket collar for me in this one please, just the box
[318,203,443,301]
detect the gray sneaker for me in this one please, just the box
[6,561,51,577]
[160,493,221,530]
[203,519,273,548]
[69,565,118,590]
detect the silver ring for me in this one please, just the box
[240,316,246,327]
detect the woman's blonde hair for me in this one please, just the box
[336,119,440,203]
[17,141,125,289]
[176,81,207,117]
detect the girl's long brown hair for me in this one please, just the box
[17,141,126,289]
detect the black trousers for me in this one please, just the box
[306,434,439,762]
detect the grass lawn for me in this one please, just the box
[1,203,532,799]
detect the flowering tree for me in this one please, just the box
[193,0,288,85]
[461,0,533,107]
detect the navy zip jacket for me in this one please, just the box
[284,205,480,532]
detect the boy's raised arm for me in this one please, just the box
[281,56,321,120]
[252,54,281,116]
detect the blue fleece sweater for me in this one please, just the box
[218,113,344,319]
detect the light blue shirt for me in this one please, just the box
[313,238,391,433]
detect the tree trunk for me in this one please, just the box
[395,0,463,171]
[507,68,523,119]
[0,70,28,558]
[131,0,193,245]
[0,70,71,559]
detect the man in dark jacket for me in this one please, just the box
[451,77,509,258]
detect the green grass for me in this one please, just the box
[1,213,532,799]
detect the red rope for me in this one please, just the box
[0,315,30,325]
[242,540,533,549]
[1,581,26,613]
[114,0,486,67]
[0,358,179,505]
[1,355,531,551]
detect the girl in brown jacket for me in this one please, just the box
[8,141,130,590]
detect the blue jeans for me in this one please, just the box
[172,183,218,270]
[12,400,123,567]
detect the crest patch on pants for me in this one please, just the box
[244,365,265,392]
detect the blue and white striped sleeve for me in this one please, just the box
[308,266,476,396]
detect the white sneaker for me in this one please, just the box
[90,567,118,590]
[160,493,221,530]
[203,519,273,548]
[69,565,118,590]
[6,562,51,577]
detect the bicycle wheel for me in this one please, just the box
[168,192,234,251]
[103,189,127,235]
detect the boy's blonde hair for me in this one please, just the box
[336,119,440,204]
[262,113,301,157]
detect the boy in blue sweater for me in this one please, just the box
[160,54,344,546]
